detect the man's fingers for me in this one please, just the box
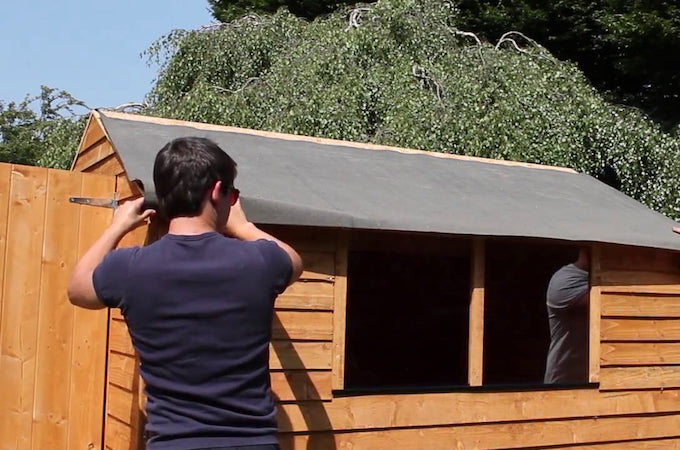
[673,226,680,235]
[140,209,156,222]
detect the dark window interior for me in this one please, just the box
[344,232,470,390]
[483,239,578,385]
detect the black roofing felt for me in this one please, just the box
[97,111,680,251]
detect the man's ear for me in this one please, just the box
[210,181,223,204]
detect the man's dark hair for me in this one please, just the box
[153,137,237,219]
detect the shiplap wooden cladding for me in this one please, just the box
[10,110,669,449]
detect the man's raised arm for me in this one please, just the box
[225,199,303,285]
[67,198,155,309]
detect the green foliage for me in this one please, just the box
[0,86,87,170]
[208,0,359,21]
[455,0,680,128]
[146,0,680,219]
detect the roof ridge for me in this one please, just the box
[95,109,577,174]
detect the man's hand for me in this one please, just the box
[68,197,155,310]
[673,226,680,235]
[225,199,254,239]
[110,198,156,236]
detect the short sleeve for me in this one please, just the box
[255,240,293,295]
[92,247,138,308]
[547,265,589,309]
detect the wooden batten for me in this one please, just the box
[468,238,485,386]
[332,230,349,390]
[590,244,602,383]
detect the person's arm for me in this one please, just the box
[225,199,303,285]
[67,198,155,309]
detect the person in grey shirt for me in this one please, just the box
[544,248,590,384]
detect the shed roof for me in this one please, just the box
[94,110,680,251]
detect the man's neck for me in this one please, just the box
[167,215,218,236]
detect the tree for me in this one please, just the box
[455,0,680,128]
[145,0,680,219]
[0,86,88,170]
[208,0,359,21]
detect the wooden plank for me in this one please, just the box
[602,285,680,295]
[67,172,114,450]
[600,366,680,390]
[276,388,680,433]
[332,230,348,390]
[601,268,680,285]
[108,352,138,392]
[590,244,601,383]
[468,238,485,386]
[270,341,332,370]
[279,413,680,449]
[601,294,680,318]
[106,384,137,426]
[601,343,680,365]
[600,245,680,274]
[259,225,337,252]
[109,319,135,357]
[276,293,334,311]
[85,153,125,176]
[281,280,334,298]
[273,311,333,341]
[559,438,680,449]
[77,113,106,154]
[31,170,82,450]
[104,416,136,450]
[0,165,48,450]
[116,221,148,249]
[0,164,11,333]
[298,251,335,282]
[600,269,680,294]
[601,318,680,341]
[100,110,577,174]
[72,140,114,172]
[115,174,141,200]
[271,371,332,401]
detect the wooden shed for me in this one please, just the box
[66,109,680,449]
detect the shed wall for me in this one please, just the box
[599,245,680,390]
[97,222,680,449]
[73,118,680,448]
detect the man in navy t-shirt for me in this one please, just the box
[68,137,303,449]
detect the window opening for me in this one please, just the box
[344,232,470,390]
[483,239,581,385]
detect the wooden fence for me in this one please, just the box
[0,163,114,450]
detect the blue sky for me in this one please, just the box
[0,1,213,110]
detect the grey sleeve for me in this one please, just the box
[546,265,589,309]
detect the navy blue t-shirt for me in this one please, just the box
[93,232,292,449]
